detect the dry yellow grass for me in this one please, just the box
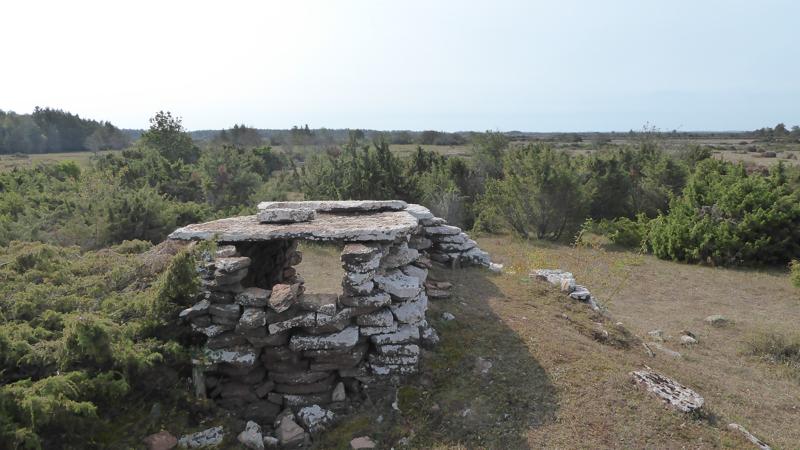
[299,236,798,449]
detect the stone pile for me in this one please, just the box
[405,204,491,268]
[531,269,601,311]
[169,200,493,443]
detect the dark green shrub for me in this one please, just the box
[791,260,800,288]
[593,215,649,248]
[648,159,800,265]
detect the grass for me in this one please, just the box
[298,235,800,448]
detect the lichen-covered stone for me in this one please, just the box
[236,287,270,307]
[268,311,316,334]
[178,426,224,448]
[289,326,359,351]
[297,293,338,316]
[204,346,258,368]
[269,283,299,313]
[209,303,241,320]
[370,324,420,345]
[390,293,427,324]
[380,243,419,269]
[359,322,398,336]
[297,405,335,434]
[356,308,394,327]
[424,225,462,235]
[179,299,210,320]
[339,292,391,310]
[376,344,420,357]
[237,308,267,332]
[215,257,251,273]
[257,208,316,224]
[258,200,407,213]
[374,270,422,300]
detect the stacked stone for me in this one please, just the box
[179,243,311,424]
[404,203,491,267]
[338,240,434,377]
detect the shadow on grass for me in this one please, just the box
[315,265,558,449]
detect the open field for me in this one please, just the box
[297,236,799,449]
[0,150,118,171]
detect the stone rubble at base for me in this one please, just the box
[171,201,497,446]
[531,268,601,311]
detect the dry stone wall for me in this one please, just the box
[171,201,492,441]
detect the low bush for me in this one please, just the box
[747,331,800,377]
[791,260,800,288]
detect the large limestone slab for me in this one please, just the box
[631,369,704,413]
[258,200,407,213]
[257,208,316,224]
[169,211,418,243]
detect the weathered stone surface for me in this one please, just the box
[169,211,418,243]
[192,323,234,338]
[631,369,704,413]
[190,315,212,327]
[462,247,490,266]
[343,279,375,295]
[297,404,335,433]
[312,309,355,333]
[424,225,461,235]
[356,308,394,327]
[376,344,420,357]
[368,353,419,365]
[289,326,359,351]
[179,300,210,320]
[359,322,398,336]
[247,331,290,348]
[255,380,276,398]
[199,290,235,304]
[257,208,316,224]
[209,303,241,320]
[238,308,267,332]
[269,283,299,313]
[400,264,428,284]
[241,402,280,423]
[143,430,177,450]
[350,436,377,450]
[569,285,592,301]
[201,279,244,293]
[206,331,248,349]
[237,421,264,450]
[178,426,224,448]
[268,311,316,334]
[204,346,258,368]
[215,257,251,273]
[391,294,427,324]
[297,294,338,315]
[405,203,434,220]
[434,232,468,244]
[344,270,374,286]
[269,370,331,385]
[705,314,731,326]
[283,392,332,407]
[341,244,383,272]
[332,382,346,402]
[727,423,772,450]
[236,287,271,307]
[441,311,455,321]
[374,270,422,300]
[680,335,698,345]
[211,314,239,327]
[437,239,477,252]
[259,200,407,213]
[215,245,238,258]
[275,416,306,447]
[370,324,420,345]
[339,292,391,310]
[408,235,432,250]
[274,374,336,394]
[369,363,418,376]
[380,242,419,269]
[214,267,249,285]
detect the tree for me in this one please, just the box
[477,144,588,240]
[140,111,198,163]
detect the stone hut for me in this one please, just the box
[168,200,490,423]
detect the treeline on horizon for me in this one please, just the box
[3,106,800,155]
[0,108,130,154]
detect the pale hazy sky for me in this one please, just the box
[2,0,798,131]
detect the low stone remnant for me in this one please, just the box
[704,314,731,327]
[237,421,264,450]
[177,426,224,448]
[631,369,704,413]
[532,269,601,311]
[727,423,772,450]
[168,201,497,446]
[350,436,377,449]
[143,431,178,450]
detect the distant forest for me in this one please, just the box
[0,108,131,154]
[2,107,799,155]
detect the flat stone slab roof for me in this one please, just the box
[168,210,419,243]
[257,200,407,213]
